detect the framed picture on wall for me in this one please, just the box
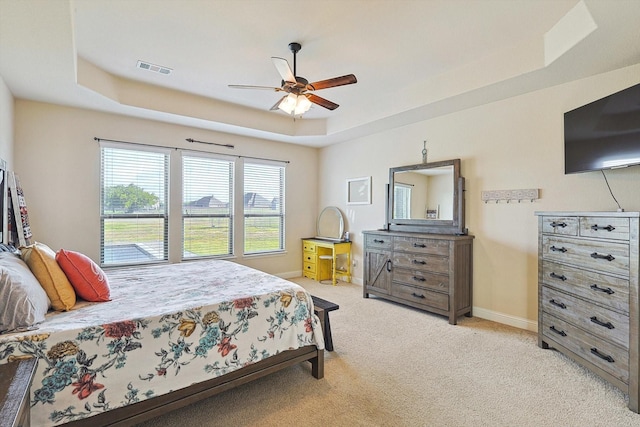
[346,176,371,205]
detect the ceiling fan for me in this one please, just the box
[228,42,357,115]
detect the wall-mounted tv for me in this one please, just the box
[564,82,640,174]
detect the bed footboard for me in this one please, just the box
[64,345,323,427]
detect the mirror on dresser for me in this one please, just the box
[386,159,466,235]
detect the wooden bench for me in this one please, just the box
[311,295,339,351]
[0,357,38,427]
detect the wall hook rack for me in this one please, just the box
[481,188,539,204]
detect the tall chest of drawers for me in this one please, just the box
[363,230,473,325]
[536,211,640,412]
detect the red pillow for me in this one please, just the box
[55,249,111,302]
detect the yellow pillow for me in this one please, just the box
[21,242,76,311]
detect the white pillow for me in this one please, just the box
[0,252,50,333]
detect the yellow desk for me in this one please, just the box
[302,239,351,285]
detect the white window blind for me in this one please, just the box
[100,145,168,266]
[243,161,285,254]
[182,154,234,258]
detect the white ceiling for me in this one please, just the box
[1,0,639,147]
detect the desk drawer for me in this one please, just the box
[303,251,316,263]
[303,262,316,274]
[303,241,317,253]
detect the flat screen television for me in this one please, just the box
[564,82,640,174]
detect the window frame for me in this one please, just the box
[99,142,170,267]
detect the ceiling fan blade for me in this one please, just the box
[270,95,288,111]
[307,74,357,91]
[305,93,339,110]
[228,84,282,91]
[271,57,296,83]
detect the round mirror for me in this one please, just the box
[316,206,344,241]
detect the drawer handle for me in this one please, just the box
[412,259,427,265]
[550,245,567,253]
[590,252,615,262]
[411,292,426,299]
[412,276,426,282]
[549,272,567,281]
[590,284,614,295]
[307,266,312,270]
[373,239,385,244]
[413,243,426,248]
[590,348,614,363]
[591,224,616,232]
[590,316,615,330]
[550,299,566,309]
[550,221,567,228]
[549,325,567,337]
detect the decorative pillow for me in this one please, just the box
[56,249,111,302]
[21,242,76,311]
[0,252,50,333]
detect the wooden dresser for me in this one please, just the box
[536,211,640,412]
[363,230,473,325]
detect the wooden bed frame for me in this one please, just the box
[65,345,323,426]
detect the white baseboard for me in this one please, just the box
[472,306,538,332]
[280,270,363,286]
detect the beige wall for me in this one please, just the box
[319,63,640,331]
[9,63,640,332]
[13,101,319,276]
[0,75,13,166]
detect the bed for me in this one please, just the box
[0,258,324,426]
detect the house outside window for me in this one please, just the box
[100,144,169,266]
[182,153,234,259]
[243,161,286,254]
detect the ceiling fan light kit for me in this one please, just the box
[229,42,357,117]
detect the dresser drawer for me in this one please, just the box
[391,282,449,311]
[303,262,316,274]
[365,234,393,250]
[542,313,629,384]
[394,237,449,256]
[580,216,630,241]
[542,235,629,276]
[303,241,317,253]
[393,268,448,292]
[303,251,316,263]
[542,261,629,314]
[542,286,629,349]
[541,216,579,236]
[392,252,449,274]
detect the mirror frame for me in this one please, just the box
[386,158,467,235]
[316,206,345,241]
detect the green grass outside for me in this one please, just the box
[104,216,282,257]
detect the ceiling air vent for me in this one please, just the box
[137,60,172,75]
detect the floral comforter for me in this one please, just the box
[0,260,324,426]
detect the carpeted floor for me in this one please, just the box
[138,278,640,427]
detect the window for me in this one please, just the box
[182,154,234,258]
[394,183,412,219]
[100,145,169,266]
[243,161,285,254]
